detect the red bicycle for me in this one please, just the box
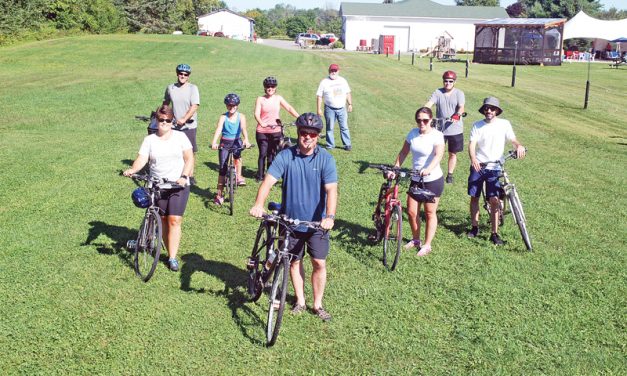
[369,164,406,271]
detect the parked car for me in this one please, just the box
[197,31,208,36]
[213,31,225,38]
[320,34,337,44]
[295,33,320,45]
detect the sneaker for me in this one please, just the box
[403,239,421,250]
[291,304,307,315]
[213,196,224,206]
[237,178,246,186]
[416,245,432,257]
[467,226,479,238]
[344,145,352,151]
[312,307,332,322]
[490,233,504,245]
[446,174,454,184]
[168,258,179,272]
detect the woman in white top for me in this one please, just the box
[389,107,445,256]
[123,105,194,272]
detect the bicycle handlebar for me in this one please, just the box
[216,144,256,151]
[433,112,467,122]
[135,115,151,122]
[128,174,185,190]
[480,149,528,167]
[259,213,321,230]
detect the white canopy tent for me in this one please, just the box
[563,11,627,40]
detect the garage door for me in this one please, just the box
[383,26,410,53]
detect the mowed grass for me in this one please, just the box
[0,34,625,374]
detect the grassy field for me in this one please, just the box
[0,34,625,374]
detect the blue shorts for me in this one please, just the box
[467,167,501,198]
[283,228,330,261]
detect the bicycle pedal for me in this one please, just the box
[246,257,257,270]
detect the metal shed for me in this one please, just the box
[473,18,566,66]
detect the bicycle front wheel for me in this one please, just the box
[383,204,402,271]
[507,188,532,251]
[228,165,235,215]
[134,208,162,282]
[266,256,288,347]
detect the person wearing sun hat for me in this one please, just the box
[467,97,526,245]
[316,63,353,151]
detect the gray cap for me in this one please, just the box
[478,96,503,116]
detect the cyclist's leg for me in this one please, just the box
[446,133,464,176]
[306,229,330,311]
[286,231,307,306]
[468,166,484,228]
[337,107,351,148]
[422,176,444,248]
[233,139,244,182]
[485,171,502,234]
[324,105,337,148]
[405,188,421,243]
[217,145,229,197]
[160,187,190,261]
[256,132,268,181]
[266,132,281,168]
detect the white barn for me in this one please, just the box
[340,0,508,52]
[197,9,254,40]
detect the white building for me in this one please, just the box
[340,0,508,52]
[197,9,254,40]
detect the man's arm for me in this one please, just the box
[320,182,338,230]
[317,95,324,116]
[346,92,353,113]
[177,104,199,126]
[468,140,481,172]
[249,175,278,217]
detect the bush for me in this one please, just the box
[332,40,344,49]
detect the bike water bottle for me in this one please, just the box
[265,250,276,270]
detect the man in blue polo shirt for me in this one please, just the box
[250,112,338,322]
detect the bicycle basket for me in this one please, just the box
[131,187,151,208]
[408,180,436,203]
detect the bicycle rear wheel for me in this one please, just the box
[247,223,270,302]
[507,188,532,251]
[266,256,288,347]
[134,208,162,282]
[228,165,235,215]
[383,204,402,271]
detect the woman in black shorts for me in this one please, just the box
[387,107,445,257]
[123,105,194,271]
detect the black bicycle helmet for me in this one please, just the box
[263,76,278,88]
[224,93,240,106]
[131,187,151,208]
[295,112,323,132]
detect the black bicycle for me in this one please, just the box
[275,119,295,152]
[216,143,254,215]
[126,174,183,281]
[433,112,467,132]
[480,150,532,251]
[246,203,321,347]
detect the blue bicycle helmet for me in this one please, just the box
[224,93,240,106]
[131,187,151,208]
[176,64,192,74]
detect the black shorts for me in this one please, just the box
[284,228,330,261]
[218,138,243,176]
[157,186,190,216]
[444,133,464,153]
[409,176,445,198]
[177,128,198,152]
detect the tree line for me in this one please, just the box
[1,0,624,46]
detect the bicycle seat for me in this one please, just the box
[268,202,282,212]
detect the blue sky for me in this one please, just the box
[225,0,626,12]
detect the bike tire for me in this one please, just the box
[370,194,385,243]
[266,256,288,347]
[507,189,532,251]
[228,165,235,216]
[247,223,269,302]
[134,208,162,282]
[383,204,402,271]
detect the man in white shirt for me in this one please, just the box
[467,97,526,245]
[316,64,353,151]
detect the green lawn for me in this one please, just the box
[0,34,625,374]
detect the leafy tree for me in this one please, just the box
[518,0,602,19]
[284,15,313,38]
[506,1,527,17]
[194,0,226,17]
[123,0,175,33]
[455,0,500,5]
[595,7,627,20]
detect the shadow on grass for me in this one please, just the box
[203,161,257,180]
[333,218,381,267]
[436,209,469,237]
[180,253,265,345]
[83,220,135,269]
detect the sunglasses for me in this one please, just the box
[484,106,498,112]
[418,118,432,124]
[158,118,173,123]
[443,79,455,83]
[177,72,190,76]
[265,85,277,89]
[329,70,338,73]
[298,130,319,138]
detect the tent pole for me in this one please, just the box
[584,48,591,109]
